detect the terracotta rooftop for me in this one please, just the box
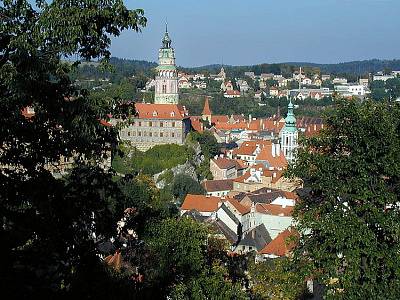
[255,203,294,216]
[135,103,188,120]
[212,157,238,170]
[255,146,287,170]
[211,115,230,123]
[190,116,204,133]
[226,198,250,215]
[235,140,272,156]
[181,194,221,213]
[259,228,299,256]
[202,179,233,193]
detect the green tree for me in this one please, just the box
[0,0,146,297]
[144,218,208,294]
[249,258,308,300]
[170,262,248,300]
[170,174,205,203]
[288,100,400,299]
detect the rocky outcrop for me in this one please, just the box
[154,160,198,189]
[153,140,205,189]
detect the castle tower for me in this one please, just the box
[280,99,298,163]
[154,24,179,104]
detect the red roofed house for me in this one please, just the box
[210,157,247,180]
[231,140,273,166]
[232,164,295,193]
[117,103,191,151]
[258,227,298,259]
[224,90,241,98]
[180,194,222,217]
[254,143,287,170]
[202,179,234,197]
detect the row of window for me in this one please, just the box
[122,131,181,138]
[133,121,178,127]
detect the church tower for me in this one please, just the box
[154,25,179,104]
[201,97,212,123]
[280,99,298,163]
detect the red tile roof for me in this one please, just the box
[255,203,294,216]
[181,194,221,212]
[235,140,271,156]
[255,145,287,169]
[259,228,299,256]
[135,103,188,120]
[212,157,238,170]
[202,179,233,192]
[226,198,250,215]
[190,116,204,132]
[211,115,230,123]
[202,97,212,115]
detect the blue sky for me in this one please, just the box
[110,0,400,67]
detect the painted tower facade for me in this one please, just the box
[280,100,298,163]
[154,26,179,104]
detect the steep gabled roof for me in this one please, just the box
[181,194,220,212]
[255,145,287,169]
[255,203,294,217]
[259,228,299,256]
[202,179,234,192]
[202,97,212,115]
[226,198,250,215]
[237,224,272,251]
[211,158,238,170]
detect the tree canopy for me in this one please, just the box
[288,100,400,299]
[1,0,146,297]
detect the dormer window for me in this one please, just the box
[153,111,158,117]
[170,111,175,117]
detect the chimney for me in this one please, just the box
[249,114,252,123]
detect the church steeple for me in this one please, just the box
[202,97,212,122]
[162,23,172,49]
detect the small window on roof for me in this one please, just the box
[153,111,157,117]
[170,111,175,117]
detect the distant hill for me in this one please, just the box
[74,58,400,81]
[282,59,400,75]
[185,59,400,77]
[74,57,157,82]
